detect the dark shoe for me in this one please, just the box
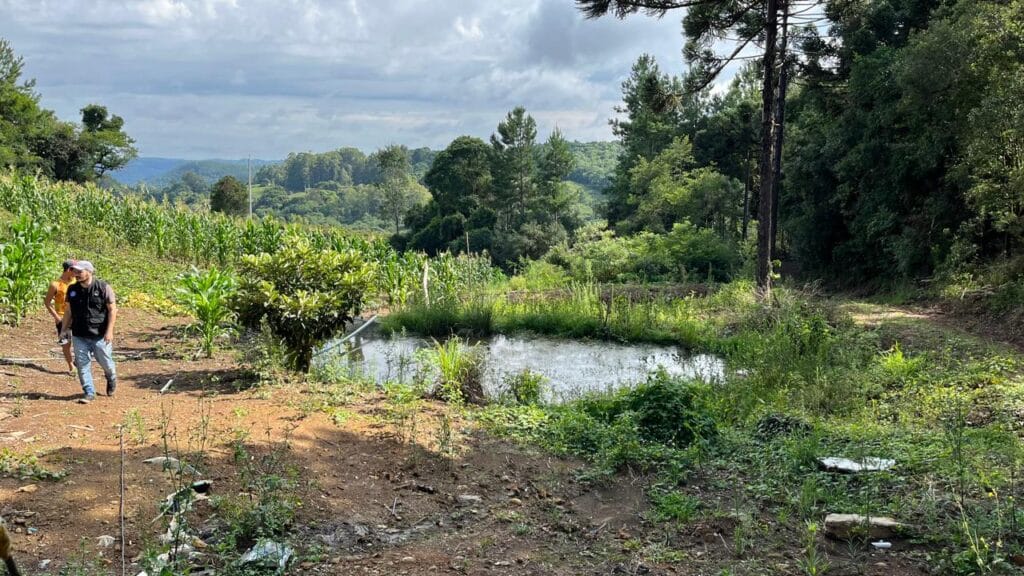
[77,395,95,404]
[106,379,117,397]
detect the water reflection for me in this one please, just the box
[320,331,725,402]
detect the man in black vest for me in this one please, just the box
[61,261,118,404]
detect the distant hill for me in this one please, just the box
[113,141,619,194]
[112,158,276,187]
[111,157,188,184]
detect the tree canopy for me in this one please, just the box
[0,39,136,183]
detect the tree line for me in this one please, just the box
[577,0,1024,290]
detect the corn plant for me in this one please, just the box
[176,267,238,357]
[0,215,51,325]
[0,172,503,309]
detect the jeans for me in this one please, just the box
[72,336,116,397]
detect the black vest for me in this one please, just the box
[67,280,110,339]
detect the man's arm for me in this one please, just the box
[104,285,117,344]
[61,306,72,335]
[43,282,60,322]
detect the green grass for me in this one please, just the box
[381,281,752,349]
[467,285,1024,574]
[53,226,191,315]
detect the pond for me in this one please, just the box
[318,330,725,402]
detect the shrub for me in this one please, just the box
[649,490,702,523]
[503,369,547,405]
[234,236,372,372]
[541,221,741,283]
[621,371,717,447]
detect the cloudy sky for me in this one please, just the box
[1,0,698,159]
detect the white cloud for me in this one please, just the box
[454,16,483,40]
[0,0,706,158]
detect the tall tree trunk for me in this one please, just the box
[742,149,752,241]
[771,3,790,260]
[755,0,780,296]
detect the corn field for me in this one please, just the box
[0,215,51,325]
[0,172,502,321]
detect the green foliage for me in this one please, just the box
[234,237,372,372]
[176,266,237,357]
[422,338,485,405]
[78,103,136,177]
[0,39,135,183]
[376,144,427,234]
[799,521,830,576]
[0,171,465,305]
[622,371,717,447]
[401,108,584,267]
[544,222,742,283]
[566,140,621,194]
[503,369,546,405]
[0,447,66,480]
[0,214,50,324]
[191,440,301,576]
[210,175,248,216]
[649,490,701,523]
[387,282,716,348]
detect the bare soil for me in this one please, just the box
[0,309,928,575]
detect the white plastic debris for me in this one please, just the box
[872,540,893,549]
[817,457,895,473]
[240,540,294,573]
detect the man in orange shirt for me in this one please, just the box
[43,259,76,374]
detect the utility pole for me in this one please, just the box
[247,155,252,219]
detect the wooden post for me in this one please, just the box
[422,261,430,307]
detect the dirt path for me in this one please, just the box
[839,299,1024,355]
[0,310,658,575]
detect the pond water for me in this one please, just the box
[319,330,725,402]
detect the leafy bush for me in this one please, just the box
[176,267,237,357]
[533,372,717,477]
[543,221,741,283]
[621,371,718,447]
[234,237,372,372]
[649,490,702,523]
[508,260,570,291]
[0,215,51,325]
[503,369,547,405]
